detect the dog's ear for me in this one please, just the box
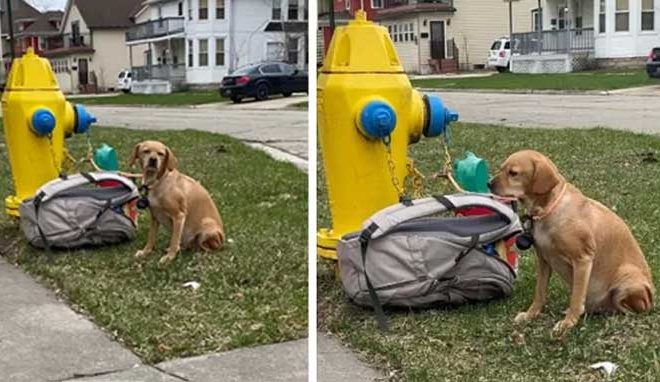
[165,147,178,171]
[128,143,141,167]
[531,157,560,195]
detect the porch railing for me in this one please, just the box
[44,33,92,51]
[512,28,594,55]
[126,17,185,43]
[132,64,185,81]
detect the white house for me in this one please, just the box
[126,0,308,89]
[511,0,659,72]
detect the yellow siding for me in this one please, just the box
[450,0,538,69]
[92,30,132,90]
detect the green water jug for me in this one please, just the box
[93,144,119,171]
[453,151,490,193]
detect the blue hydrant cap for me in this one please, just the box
[360,100,397,139]
[31,108,56,136]
[424,95,459,137]
[74,104,97,134]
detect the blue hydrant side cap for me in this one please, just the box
[74,104,97,134]
[31,109,56,136]
[360,100,397,139]
[424,95,459,138]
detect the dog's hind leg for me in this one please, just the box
[612,284,654,314]
[197,218,225,252]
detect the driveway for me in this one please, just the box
[87,102,307,165]
[429,90,660,135]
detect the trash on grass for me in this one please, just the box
[590,361,618,377]
[182,281,201,290]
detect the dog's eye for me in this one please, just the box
[508,170,519,177]
[157,152,165,157]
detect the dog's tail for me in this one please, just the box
[198,218,225,252]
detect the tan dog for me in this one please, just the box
[129,140,225,266]
[490,150,653,335]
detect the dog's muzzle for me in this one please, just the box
[147,158,158,168]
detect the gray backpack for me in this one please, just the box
[337,193,522,330]
[20,172,140,250]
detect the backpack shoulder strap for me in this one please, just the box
[37,172,138,204]
[366,193,518,240]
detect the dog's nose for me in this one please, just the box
[148,158,157,167]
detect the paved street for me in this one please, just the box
[86,100,308,166]
[428,88,660,135]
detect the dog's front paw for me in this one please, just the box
[552,318,576,338]
[514,311,538,324]
[158,254,175,267]
[134,249,152,259]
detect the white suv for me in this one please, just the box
[487,38,512,73]
[117,70,132,93]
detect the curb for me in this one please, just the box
[415,87,611,96]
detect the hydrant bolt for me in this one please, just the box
[359,100,397,139]
[31,108,56,136]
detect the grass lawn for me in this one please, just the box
[411,70,658,91]
[318,123,660,381]
[0,127,307,363]
[69,91,226,106]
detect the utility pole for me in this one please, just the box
[508,0,513,41]
[328,0,335,33]
[6,0,15,61]
[537,0,542,54]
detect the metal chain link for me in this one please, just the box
[383,138,406,199]
[406,160,425,199]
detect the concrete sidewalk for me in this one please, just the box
[0,256,309,382]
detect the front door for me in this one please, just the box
[430,21,445,60]
[78,58,89,85]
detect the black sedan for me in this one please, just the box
[220,62,308,103]
[647,47,660,78]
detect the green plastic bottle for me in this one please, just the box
[453,151,490,193]
[93,143,119,171]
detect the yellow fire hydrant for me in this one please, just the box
[317,11,459,259]
[2,47,97,216]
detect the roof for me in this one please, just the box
[64,0,142,29]
[1,0,62,36]
[376,3,455,20]
[264,21,308,33]
[318,10,352,27]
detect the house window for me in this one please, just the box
[216,0,225,19]
[199,0,208,20]
[188,0,193,20]
[599,0,606,32]
[403,24,409,42]
[267,41,285,61]
[178,2,183,16]
[287,37,299,64]
[272,0,281,20]
[215,38,225,66]
[199,39,208,66]
[408,22,414,41]
[392,24,398,42]
[615,0,629,31]
[532,8,542,31]
[288,0,299,20]
[188,39,194,67]
[642,0,655,31]
[372,0,383,8]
